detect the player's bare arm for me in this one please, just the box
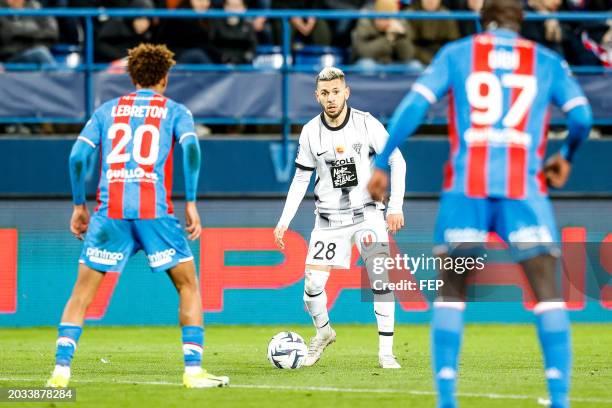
[544,154,572,189]
[273,225,288,249]
[70,204,90,240]
[368,168,389,202]
[185,201,202,241]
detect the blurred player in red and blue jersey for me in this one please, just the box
[368,0,592,406]
[46,44,229,389]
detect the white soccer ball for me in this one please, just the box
[267,331,308,369]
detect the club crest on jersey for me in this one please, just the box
[352,143,362,155]
[335,146,345,154]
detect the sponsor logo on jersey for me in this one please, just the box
[488,49,519,70]
[147,248,177,268]
[335,146,345,154]
[330,157,358,188]
[111,104,168,119]
[464,127,532,147]
[86,247,124,266]
[106,168,159,183]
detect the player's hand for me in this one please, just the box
[387,213,404,234]
[70,204,90,240]
[274,225,288,250]
[368,168,389,202]
[544,154,571,189]
[185,201,202,241]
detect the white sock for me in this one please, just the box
[374,301,395,355]
[303,269,332,339]
[53,365,70,378]
[185,366,203,375]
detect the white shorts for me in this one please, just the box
[306,208,390,269]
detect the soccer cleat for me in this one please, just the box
[183,370,229,388]
[302,329,336,367]
[46,373,70,388]
[379,353,402,369]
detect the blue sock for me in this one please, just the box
[55,323,82,367]
[431,303,465,408]
[535,303,571,408]
[182,326,204,368]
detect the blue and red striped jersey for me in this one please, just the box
[78,89,197,219]
[413,29,588,199]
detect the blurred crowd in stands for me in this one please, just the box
[0,0,610,68]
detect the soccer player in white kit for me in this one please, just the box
[274,67,407,369]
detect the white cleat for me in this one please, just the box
[379,354,401,369]
[302,329,336,367]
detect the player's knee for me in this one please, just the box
[521,254,559,301]
[303,268,330,299]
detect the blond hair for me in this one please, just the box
[315,66,346,86]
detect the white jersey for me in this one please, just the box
[294,107,403,225]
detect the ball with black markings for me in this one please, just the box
[267,331,308,369]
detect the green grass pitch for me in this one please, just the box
[0,324,610,407]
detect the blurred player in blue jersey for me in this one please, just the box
[368,0,592,406]
[46,44,229,389]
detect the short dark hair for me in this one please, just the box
[481,0,524,32]
[127,43,176,88]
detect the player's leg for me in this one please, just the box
[522,256,571,408]
[47,264,105,387]
[501,197,570,408]
[430,194,489,408]
[47,215,133,388]
[356,211,400,368]
[302,221,351,367]
[135,217,228,388]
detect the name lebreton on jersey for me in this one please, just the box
[77,89,198,219]
[413,30,589,199]
[295,107,392,223]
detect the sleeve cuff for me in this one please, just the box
[295,162,315,171]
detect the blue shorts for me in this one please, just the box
[434,193,560,262]
[79,215,194,273]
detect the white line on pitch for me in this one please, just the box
[0,377,610,405]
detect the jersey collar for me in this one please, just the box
[320,106,351,132]
[486,28,519,38]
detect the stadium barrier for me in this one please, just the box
[1,138,611,197]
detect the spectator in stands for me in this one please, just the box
[155,0,216,63]
[445,0,483,37]
[270,0,332,47]
[352,0,418,67]
[0,0,59,65]
[210,0,257,63]
[321,0,368,47]
[406,0,460,65]
[561,0,611,66]
[521,0,565,56]
[94,0,155,62]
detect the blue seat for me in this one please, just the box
[294,45,345,67]
[253,45,288,68]
[51,44,82,68]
